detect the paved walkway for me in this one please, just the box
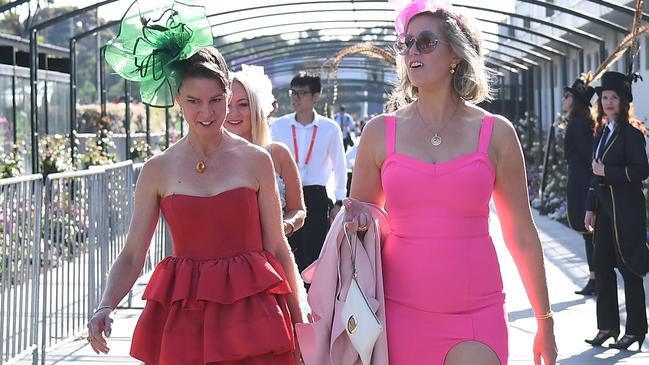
[19,208,649,364]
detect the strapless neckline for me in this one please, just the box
[161,186,256,203]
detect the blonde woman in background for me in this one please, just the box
[225,65,306,237]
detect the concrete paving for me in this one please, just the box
[16,208,649,365]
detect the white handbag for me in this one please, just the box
[340,225,383,365]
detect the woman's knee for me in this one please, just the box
[444,340,501,365]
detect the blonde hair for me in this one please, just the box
[390,10,495,109]
[231,78,272,148]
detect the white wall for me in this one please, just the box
[503,1,648,129]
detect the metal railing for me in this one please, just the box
[0,174,42,365]
[0,160,171,364]
[40,168,105,359]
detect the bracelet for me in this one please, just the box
[534,311,553,320]
[94,305,114,314]
[284,220,295,237]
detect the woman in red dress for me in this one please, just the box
[86,2,306,364]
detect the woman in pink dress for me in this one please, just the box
[347,1,558,364]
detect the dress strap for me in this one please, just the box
[385,113,397,155]
[478,114,495,154]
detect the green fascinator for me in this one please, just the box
[104,0,213,107]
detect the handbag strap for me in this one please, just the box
[336,224,358,300]
[343,224,359,279]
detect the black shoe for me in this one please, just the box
[609,334,645,351]
[575,279,597,295]
[585,329,620,346]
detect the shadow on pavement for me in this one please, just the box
[559,345,646,364]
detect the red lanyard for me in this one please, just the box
[292,124,318,165]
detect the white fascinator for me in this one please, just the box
[232,64,275,118]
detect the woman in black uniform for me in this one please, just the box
[584,71,649,350]
[563,78,596,295]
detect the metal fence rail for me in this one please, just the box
[40,168,105,360]
[0,161,170,365]
[0,174,43,365]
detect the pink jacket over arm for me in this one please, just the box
[295,202,390,365]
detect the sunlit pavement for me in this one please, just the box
[22,208,648,365]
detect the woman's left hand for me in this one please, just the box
[592,160,605,176]
[533,320,558,365]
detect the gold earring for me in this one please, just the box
[450,63,457,74]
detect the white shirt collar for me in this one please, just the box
[606,120,617,130]
[289,111,320,128]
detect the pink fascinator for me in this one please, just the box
[388,0,457,35]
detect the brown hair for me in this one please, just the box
[592,93,648,136]
[179,47,231,93]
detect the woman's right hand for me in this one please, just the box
[343,198,370,236]
[584,211,596,232]
[87,307,113,354]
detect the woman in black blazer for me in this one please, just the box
[584,71,649,350]
[563,78,596,295]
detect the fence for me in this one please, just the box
[0,161,170,365]
[0,174,42,365]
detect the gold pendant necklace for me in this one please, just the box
[196,161,206,173]
[186,137,214,174]
[414,100,460,147]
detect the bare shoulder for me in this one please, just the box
[360,114,387,143]
[234,137,273,170]
[269,141,292,160]
[489,114,519,149]
[137,149,170,196]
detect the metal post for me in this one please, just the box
[561,56,568,90]
[43,56,49,135]
[70,39,77,164]
[599,41,607,63]
[125,81,131,160]
[29,29,39,173]
[578,49,585,73]
[499,75,506,116]
[100,46,106,117]
[145,105,151,146]
[513,72,519,123]
[165,108,170,149]
[536,65,543,146]
[550,60,556,127]
[96,7,101,104]
[11,50,17,144]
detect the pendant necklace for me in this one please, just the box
[186,135,220,174]
[414,99,461,147]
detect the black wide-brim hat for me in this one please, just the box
[595,71,633,102]
[564,78,595,105]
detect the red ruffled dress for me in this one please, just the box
[130,187,296,364]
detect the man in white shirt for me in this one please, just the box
[334,105,356,151]
[271,72,347,273]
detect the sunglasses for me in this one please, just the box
[394,31,442,56]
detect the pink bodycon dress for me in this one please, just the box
[381,114,508,365]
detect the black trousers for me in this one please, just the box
[343,135,354,151]
[289,185,331,273]
[583,233,594,272]
[593,209,648,335]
